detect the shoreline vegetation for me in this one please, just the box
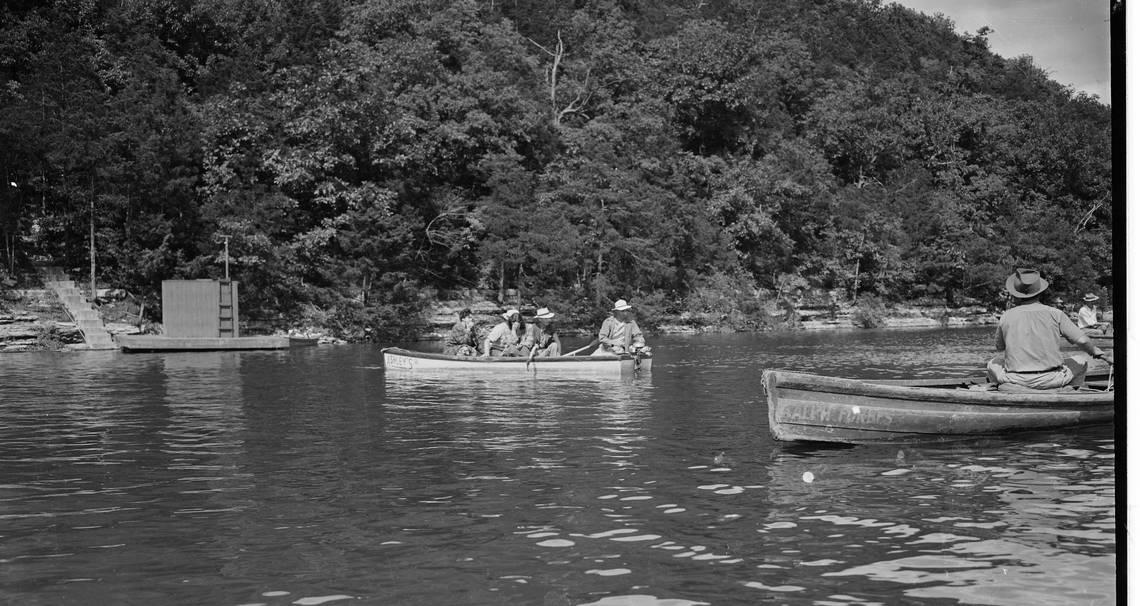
[0,1,1111,350]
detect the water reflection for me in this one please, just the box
[0,330,1115,605]
[758,432,1115,605]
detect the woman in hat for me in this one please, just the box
[522,307,562,357]
[1076,293,1106,335]
[593,298,647,356]
[483,308,525,357]
[985,269,1109,389]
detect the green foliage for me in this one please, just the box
[0,0,1113,338]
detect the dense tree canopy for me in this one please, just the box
[0,0,1113,338]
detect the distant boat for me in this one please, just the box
[763,370,1114,445]
[382,347,651,376]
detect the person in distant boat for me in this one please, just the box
[443,308,479,356]
[522,307,562,357]
[1076,293,1107,335]
[593,299,648,356]
[483,308,526,357]
[986,269,1109,389]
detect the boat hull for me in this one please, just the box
[763,370,1114,444]
[382,347,651,376]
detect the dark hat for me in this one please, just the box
[1005,268,1049,299]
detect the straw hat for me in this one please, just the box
[1004,269,1049,299]
[612,299,632,311]
[501,308,519,319]
[1082,293,1099,302]
[533,307,555,319]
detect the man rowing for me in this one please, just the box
[593,298,649,356]
[986,268,1110,389]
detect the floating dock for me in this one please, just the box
[117,335,289,352]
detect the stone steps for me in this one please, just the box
[38,266,117,350]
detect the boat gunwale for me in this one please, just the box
[765,369,1115,407]
[381,346,647,365]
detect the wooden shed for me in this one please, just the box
[161,280,240,338]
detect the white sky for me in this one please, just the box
[890,0,1112,102]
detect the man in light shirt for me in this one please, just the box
[986,269,1109,389]
[593,299,647,356]
[1076,293,1107,335]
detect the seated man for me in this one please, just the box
[483,308,526,357]
[521,307,562,357]
[986,269,1109,389]
[593,298,649,356]
[1076,293,1107,335]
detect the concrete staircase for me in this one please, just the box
[39,266,117,350]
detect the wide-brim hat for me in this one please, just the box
[502,308,519,319]
[1082,293,1099,302]
[612,299,632,311]
[534,307,555,319]
[1005,268,1049,299]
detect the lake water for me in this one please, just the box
[0,328,1116,605]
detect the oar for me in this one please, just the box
[562,338,599,357]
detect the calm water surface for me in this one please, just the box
[0,328,1116,605]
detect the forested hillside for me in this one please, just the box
[0,0,1113,340]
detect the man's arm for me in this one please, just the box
[1060,314,1108,360]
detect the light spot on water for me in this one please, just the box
[664,508,685,514]
[262,591,290,597]
[714,486,744,495]
[698,484,728,490]
[802,472,814,483]
[882,469,910,476]
[577,594,711,606]
[743,581,804,592]
[611,534,661,542]
[578,529,639,539]
[851,406,860,414]
[586,568,632,576]
[536,539,575,547]
[293,596,355,605]
[620,496,653,501]
[528,532,560,538]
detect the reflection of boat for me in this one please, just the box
[763,370,1114,444]
[381,347,651,376]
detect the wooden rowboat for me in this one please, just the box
[763,370,1114,445]
[382,347,651,376]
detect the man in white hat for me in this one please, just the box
[483,308,525,357]
[522,307,562,357]
[986,269,1109,389]
[1076,293,1106,335]
[593,298,647,356]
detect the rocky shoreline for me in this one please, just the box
[1,285,1004,352]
